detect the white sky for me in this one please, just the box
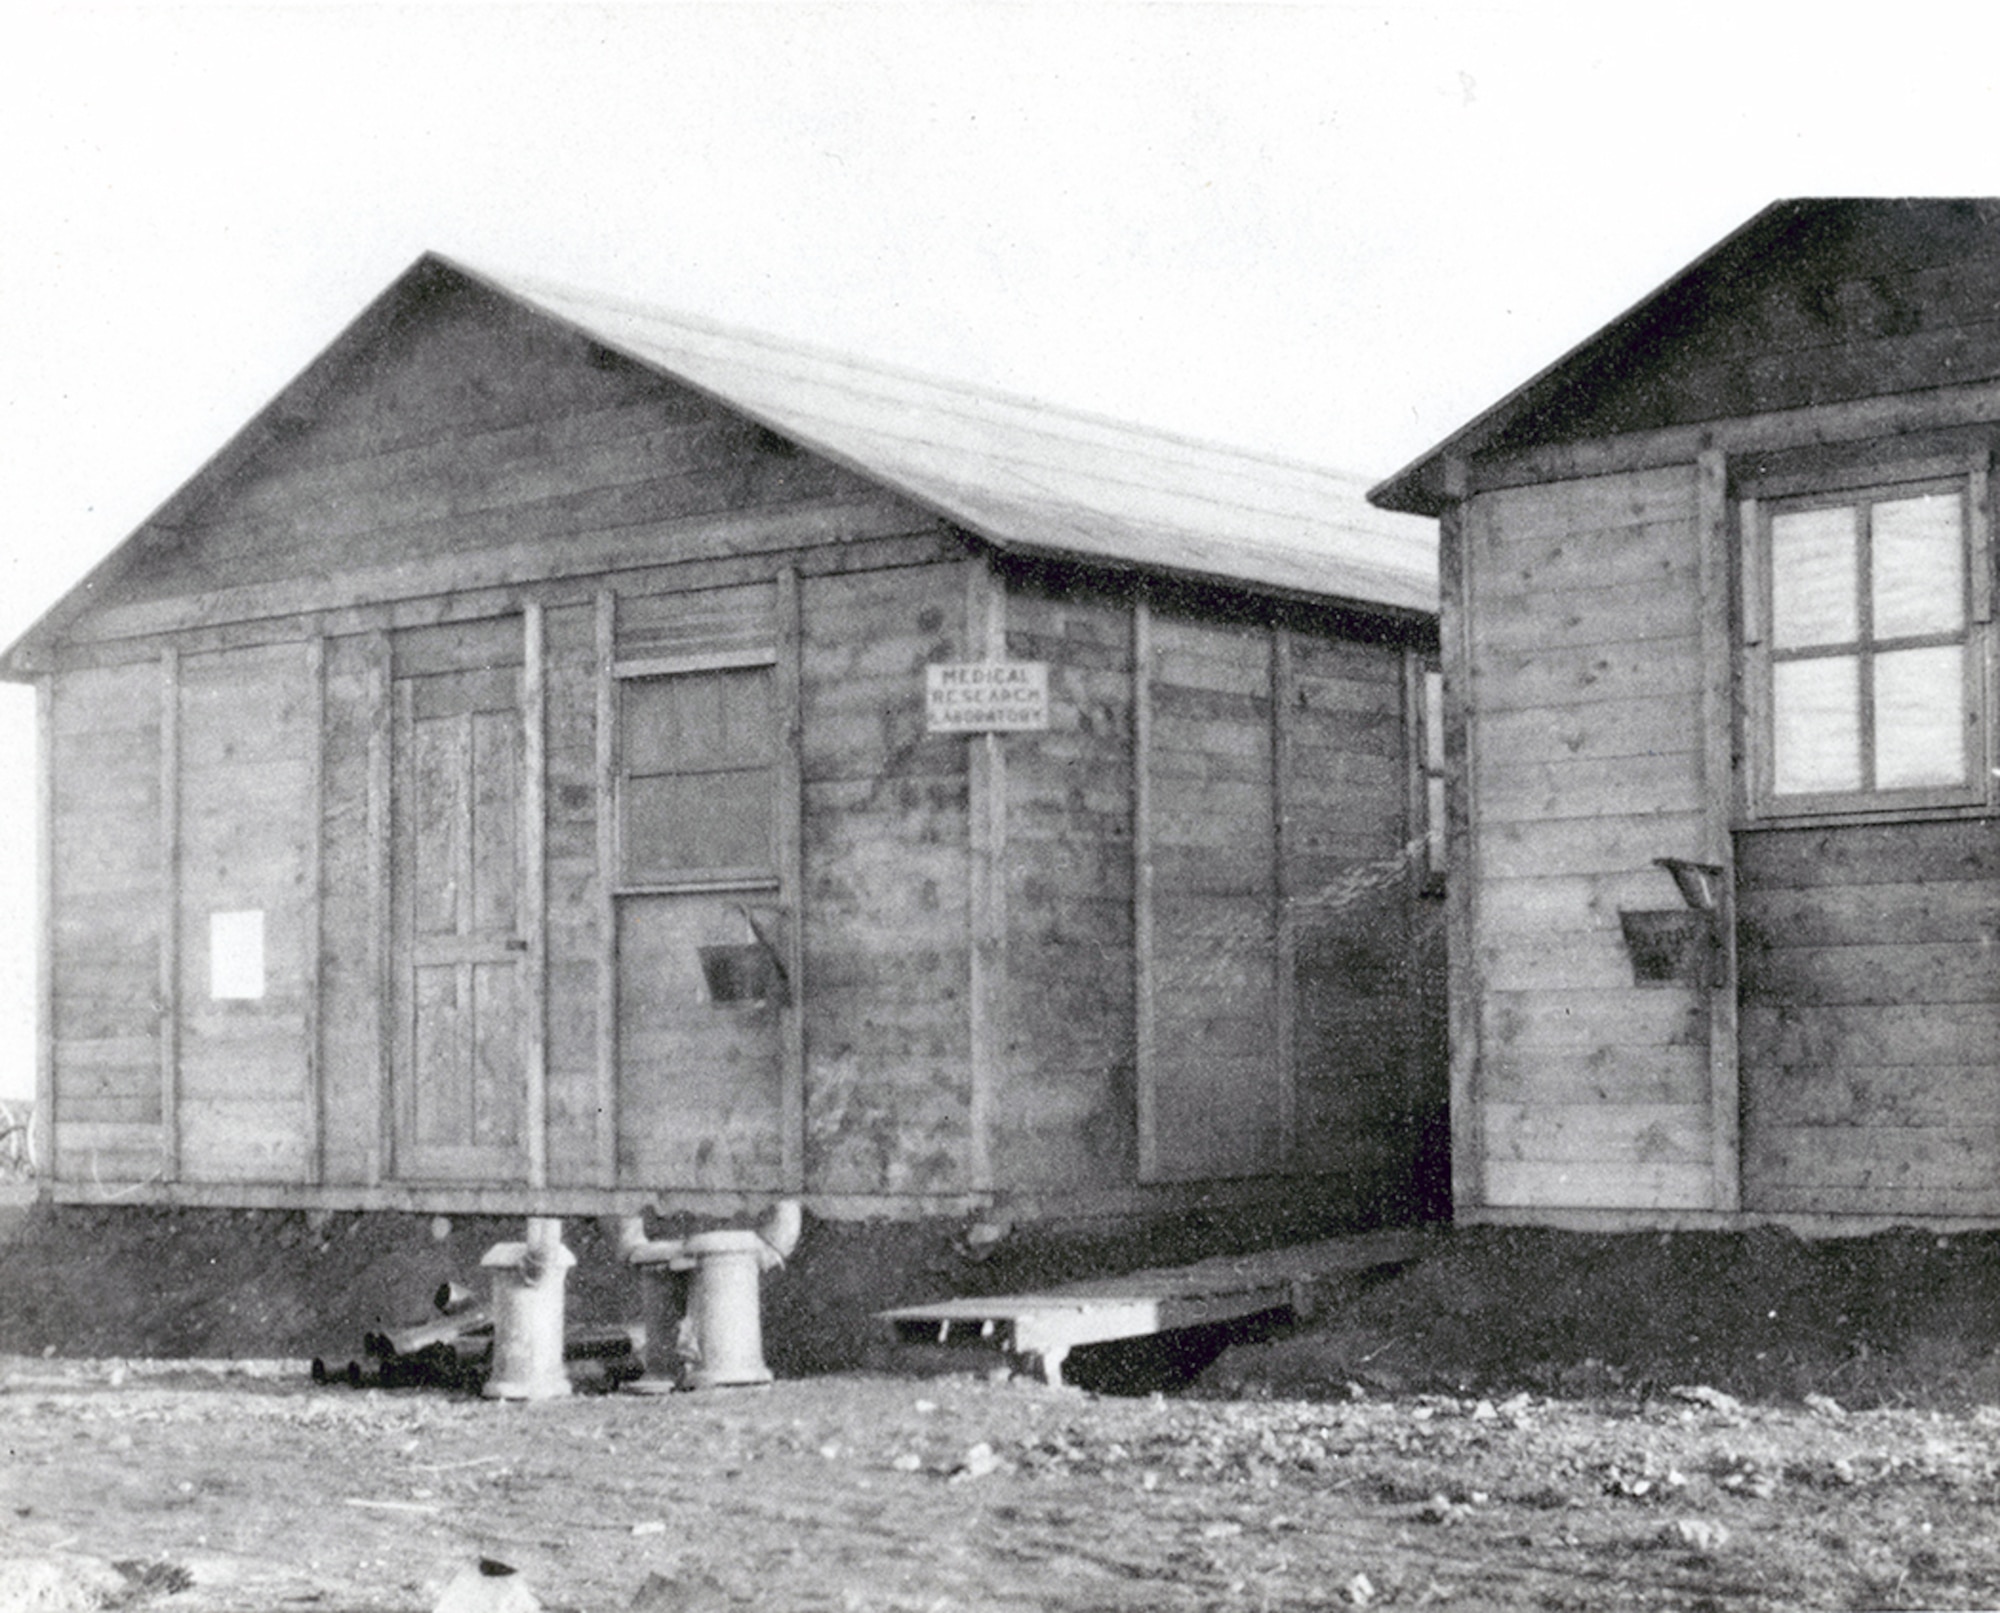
[0,2,1992,1098]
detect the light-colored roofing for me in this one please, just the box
[470,260,1437,614]
[5,255,1437,677]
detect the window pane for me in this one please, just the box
[1874,645,1967,788]
[1770,506,1858,648]
[622,668,772,774]
[1423,670,1445,771]
[624,767,775,878]
[1871,493,1964,639]
[1772,657,1861,794]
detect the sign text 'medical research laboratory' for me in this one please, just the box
[925,662,1050,732]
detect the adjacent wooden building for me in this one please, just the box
[1372,198,2000,1227]
[8,254,1444,1231]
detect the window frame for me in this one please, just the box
[612,644,783,895]
[1740,466,1995,824]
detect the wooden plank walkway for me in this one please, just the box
[877,1227,1421,1384]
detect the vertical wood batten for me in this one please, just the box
[1697,447,1741,1211]
[776,567,806,1194]
[1400,647,1429,1155]
[964,557,1005,1194]
[33,678,54,1184]
[1439,459,1483,1209]
[1971,449,1995,811]
[306,635,326,1185]
[593,591,618,1187]
[1132,594,1157,1183]
[1271,626,1297,1166]
[523,602,549,1191]
[366,632,391,1185]
[159,648,181,1183]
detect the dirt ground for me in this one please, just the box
[5,1206,2000,1610]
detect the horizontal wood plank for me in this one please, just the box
[1474,696,1703,769]
[1478,751,1704,825]
[1482,1045,1711,1106]
[1741,1002,2000,1070]
[1480,809,1708,880]
[1483,1158,1715,1210]
[1484,1101,1712,1166]
[1482,988,1708,1055]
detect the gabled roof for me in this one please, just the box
[6,254,1436,676]
[476,259,1436,612]
[1369,199,2000,516]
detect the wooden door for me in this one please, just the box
[391,624,529,1182]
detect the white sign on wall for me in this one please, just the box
[926,661,1050,732]
[209,909,266,1000]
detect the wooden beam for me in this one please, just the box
[65,497,942,648]
[1697,447,1741,1213]
[158,648,181,1183]
[40,533,967,675]
[1133,594,1158,1184]
[523,602,549,1192]
[365,631,391,1185]
[776,567,806,1195]
[33,678,54,1186]
[593,590,618,1188]
[1439,459,1484,1210]
[1468,379,2000,500]
[1271,627,1297,1167]
[1972,447,1997,816]
[964,557,1005,1194]
[305,635,326,1186]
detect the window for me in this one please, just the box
[1419,664,1446,887]
[1745,478,1990,816]
[618,663,777,885]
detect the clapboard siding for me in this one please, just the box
[174,643,317,1183]
[317,632,384,1184]
[1464,466,1713,1211]
[799,564,974,1196]
[539,600,603,1189]
[995,580,1137,1189]
[1286,635,1433,1188]
[50,662,164,1177]
[1739,817,2000,1215]
[1145,610,1282,1181]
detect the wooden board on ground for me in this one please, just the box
[876,1228,1420,1384]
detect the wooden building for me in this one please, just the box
[1372,198,2000,1227]
[7,253,1444,1234]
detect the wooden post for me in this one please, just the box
[365,630,391,1186]
[776,567,807,1195]
[964,557,1004,1194]
[33,678,54,1187]
[1271,626,1297,1167]
[305,634,326,1185]
[593,590,619,1188]
[1696,446,1741,1213]
[1132,594,1158,1183]
[523,602,549,1192]
[1400,645,1431,1170]
[1971,448,1995,801]
[158,647,181,1183]
[1438,458,1483,1211]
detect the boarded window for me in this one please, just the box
[619,665,777,883]
[1750,482,1987,815]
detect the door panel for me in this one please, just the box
[392,639,529,1183]
[617,895,787,1190]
